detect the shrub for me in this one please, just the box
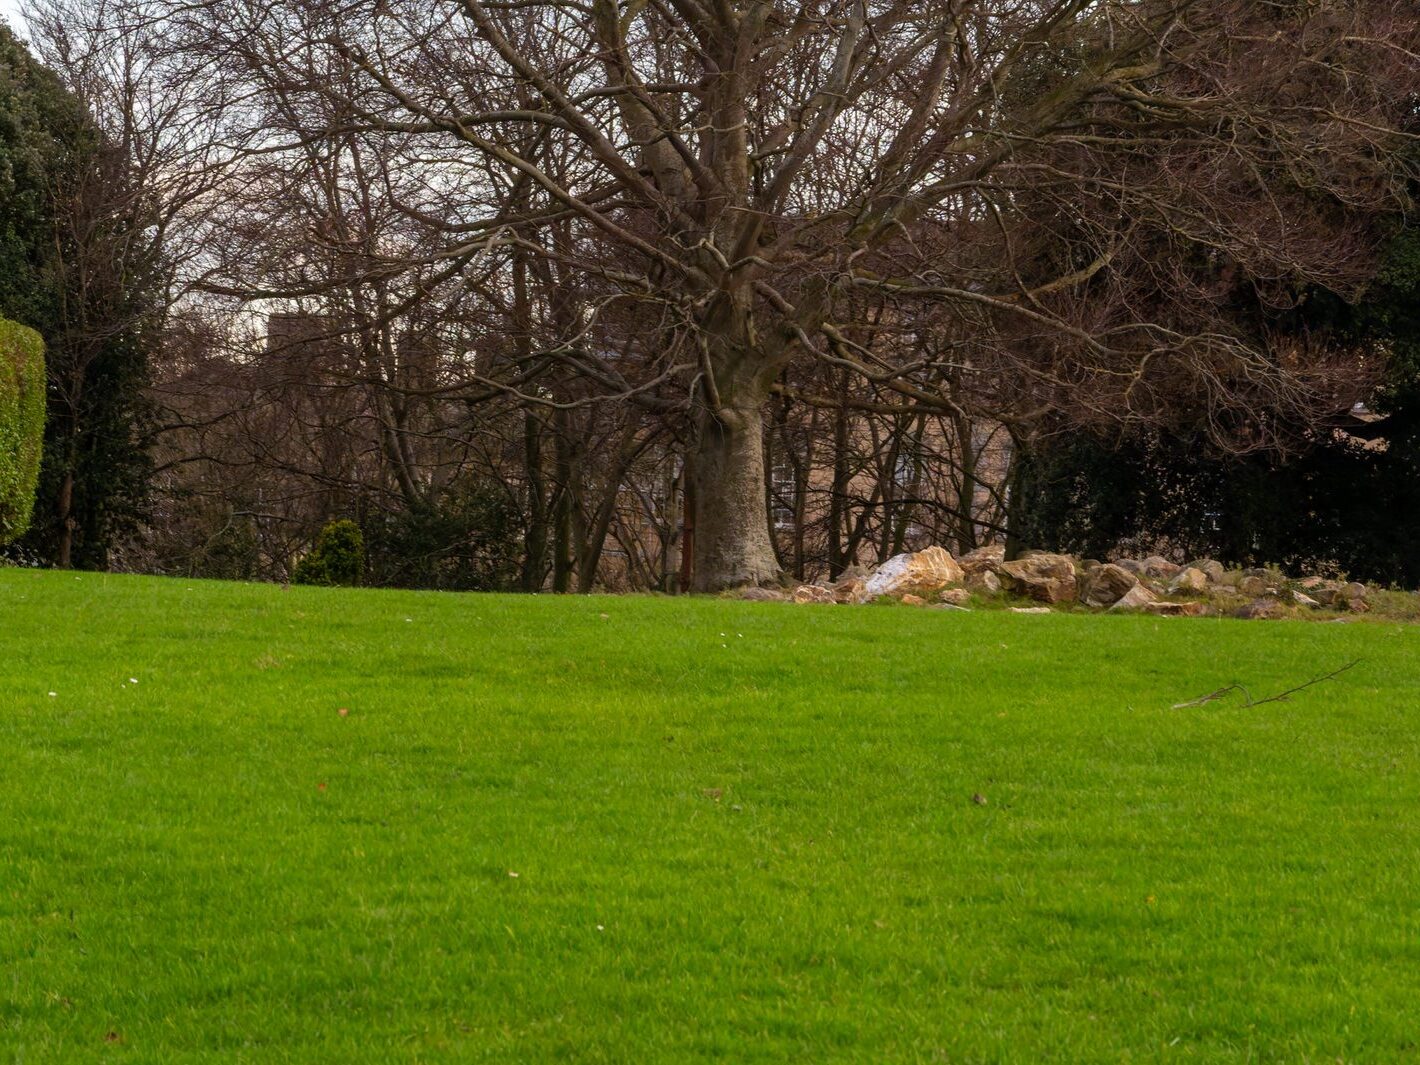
[292,519,365,587]
[0,317,44,545]
[364,485,522,591]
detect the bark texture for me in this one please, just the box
[691,403,778,591]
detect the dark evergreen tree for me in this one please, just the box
[0,24,156,569]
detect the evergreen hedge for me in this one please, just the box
[0,316,44,544]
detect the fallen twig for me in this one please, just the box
[1170,659,1360,710]
[1171,685,1242,709]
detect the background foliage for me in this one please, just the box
[1013,227,1420,584]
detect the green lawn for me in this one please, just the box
[2,570,1418,1062]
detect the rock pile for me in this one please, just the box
[764,545,1391,621]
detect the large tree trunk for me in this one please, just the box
[690,401,779,591]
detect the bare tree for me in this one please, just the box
[28,0,1419,587]
[165,0,1418,586]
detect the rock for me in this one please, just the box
[999,552,1078,604]
[930,603,970,613]
[1312,581,1366,608]
[1298,575,1325,590]
[860,546,964,602]
[1237,575,1267,597]
[1168,567,1209,594]
[1009,606,1052,614]
[1345,597,1370,614]
[791,585,835,605]
[1310,582,1343,606]
[965,570,1002,595]
[899,593,927,607]
[1140,556,1181,579]
[1233,598,1283,620]
[1108,583,1159,611]
[1116,558,1144,575]
[957,545,1005,578]
[1079,563,1139,608]
[832,576,866,604]
[1291,590,1320,608]
[1142,600,1208,617]
[1079,558,1102,573]
[939,587,971,606]
[1186,559,1226,584]
[739,587,789,602]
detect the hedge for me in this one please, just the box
[0,317,45,544]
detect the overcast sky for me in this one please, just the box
[0,0,24,36]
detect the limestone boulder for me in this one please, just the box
[1140,556,1181,579]
[899,593,927,607]
[832,576,866,604]
[1168,567,1209,594]
[965,569,1002,595]
[958,544,1005,575]
[1108,583,1159,611]
[791,585,835,605]
[1185,559,1226,584]
[1310,581,1366,609]
[999,552,1078,604]
[1080,563,1139,608]
[1233,598,1283,620]
[939,587,972,606]
[859,546,964,602]
[1237,575,1267,598]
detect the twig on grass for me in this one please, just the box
[1171,684,1244,709]
[1170,660,1360,710]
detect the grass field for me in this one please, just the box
[2,569,1418,1062]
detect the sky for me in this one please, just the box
[0,0,24,35]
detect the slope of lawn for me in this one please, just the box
[1,568,1418,1063]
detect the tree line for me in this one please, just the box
[1,0,1417,589]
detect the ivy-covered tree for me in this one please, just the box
[0,23,157,569]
